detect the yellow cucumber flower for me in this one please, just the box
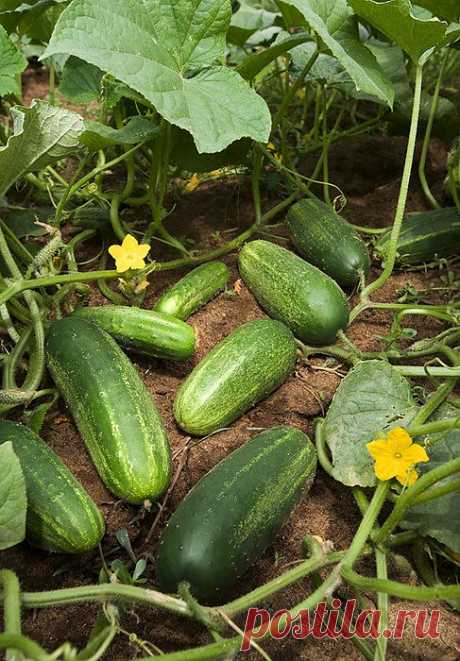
[185,173,200,192]
[108,234,150,273]
[367,427,429,487]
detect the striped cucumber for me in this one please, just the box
[375,207,460,265]
[239,240,349,345]
[0,421,104,553]
[174,319,297,436]
[46,317,171,504]
[156,426,317,603]
[154,261,230,320]
[72,305,196,361]
[286,198,370,288]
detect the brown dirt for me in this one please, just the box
[1,100,460,659]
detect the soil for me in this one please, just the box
[1,74,460,660]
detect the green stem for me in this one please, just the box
[136,637,241,661]
[272,49,319,131]
[0,570,22,661]
[342,481,390,567]
[418,51,448,209]
[394,366,460,378]
[410,381,456,427]
[0,635,49,661]
[358,63,423,301]
[341,566,460,601]
[374,549,388,661]
[408,417,460,437]
[412,479,460,506]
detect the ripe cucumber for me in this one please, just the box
[375,207,460,265]
[156,426,317,603]
[46,317,171,504]
[0,421,104,553]
[72,305,196,361]
[286,198,370,288]
[174,319,297,436]
[238,240,349,345]
[154,261,230,320]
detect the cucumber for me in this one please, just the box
[72,305,196,361]
[46,317,171,504]
[154,261,230,320]
[156,426,317,603]
[286,198,370,288]
[174,319,297,436]
[375,207,460,265]
[0,421,104,553]
[238,240,349,345]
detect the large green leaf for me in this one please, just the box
[0,100,83,198]
[44,0,271,154]
[0,442,27,551]
[228,2,278,46]
[281,0,394,106]
[350,0,447,63]
[415,1,460,23]
[0,24,27,98]
[323,360,415,487]
[59,56,103,103]
[80,117,159,151]
[402,403,460,551]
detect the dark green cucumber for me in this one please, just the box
[174,319,297,436]
[72,305,196,361]
[286,198,370,288]
[154,261,230,320]
[156,426,317,603]
[0,421,104,553]
[375,207,460,265]
[46,317,171,504]
[238,240,349,345]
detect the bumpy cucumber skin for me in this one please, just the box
[375,207,460,265]
[238,240,349,345]
[156,426,317,604]
[154,261,230,320]
[46,318,171,505]
[286,199,370,288]
[72,305,196,361]
[0,421,104,553]
[174,319,297,436]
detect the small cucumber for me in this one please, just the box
[286,198,370,288]
[46,317,171,505]
[0,421,105,553]
[156,426,317,603]
[72,305,196,361]
[174,319,297,436]
[238,240,349,345]
[375,207,460,265]
[154,261,230,320]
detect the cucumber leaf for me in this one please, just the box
[415,1,460,23]
[323,360,415,487]
[0,442,27,550]
[59,56,103,103]
[0,100,83,199]
[349,0,447,63]
[401,403,460,552]
[228,2,279,46]
[80,117,159,152]
[280,0,394,106]
[237,32,311,79]
[0,24,27,98]
[44,0,272,154]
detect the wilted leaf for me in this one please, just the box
[44,0,271,153]
[0,100,83,198]
[323,360,416,487]
[350,0,447,63]
[0,442,27,550]
[402,403,460,552]
[0,24,27,98]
